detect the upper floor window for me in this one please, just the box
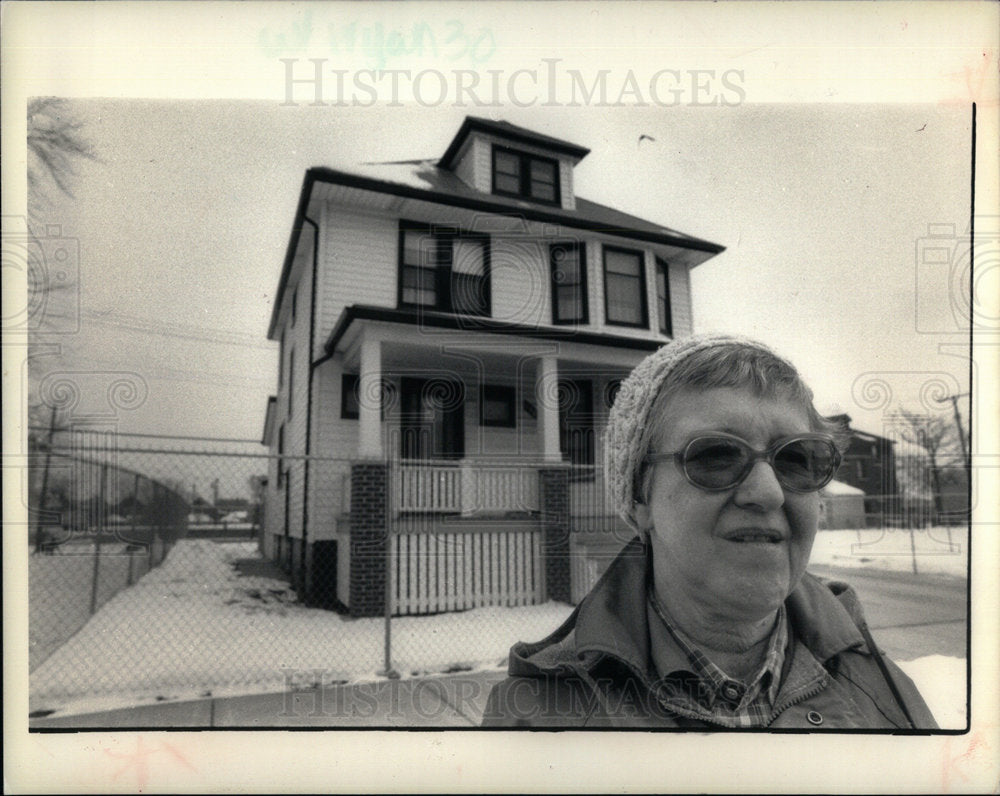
[287,348,295,418]
[492,146,560,205]
[278,331,285,387]
[277,423,285,487]
[550,243,588,325]
[655,257,672,336]
[399,222,490,316]
[603,246,648,328]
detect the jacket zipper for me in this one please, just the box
[768,676,828,725]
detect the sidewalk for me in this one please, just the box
[28,669,508,729]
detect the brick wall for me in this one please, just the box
[348,461,388,617]
[539,467,571,603]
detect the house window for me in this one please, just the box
[550,243,588,324]
[277,424,285,488]
[341,374,359,419]
[291,288,297,327]
[399,222,490,316]
[559,379,595,469]
[287,348,294,418]
[603,246,648,328]
[655,257,672,336]
[480,385,516,428]
[278,331,285,387]
[491,146,561,205]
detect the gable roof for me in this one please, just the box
[439,116,590,169]
[828,413,897,448]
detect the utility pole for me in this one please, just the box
[937,392,970,468]
[937,392,971,540]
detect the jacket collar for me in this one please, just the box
[572,537,868,671]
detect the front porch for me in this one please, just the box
[332,458,631,618]
[305,316,652,617]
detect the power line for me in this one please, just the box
[30,427,263,444]
[83,310,276,350]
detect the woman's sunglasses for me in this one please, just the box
[645,432,842,493]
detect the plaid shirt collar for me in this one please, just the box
[647,587,788,728]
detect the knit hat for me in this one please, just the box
[604,332,799,531]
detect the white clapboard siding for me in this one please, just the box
[391,528,543,616]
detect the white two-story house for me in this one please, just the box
[262,116,724,617]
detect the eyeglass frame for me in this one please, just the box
[643,431,843,494]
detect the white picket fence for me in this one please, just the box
[391,527,543,615]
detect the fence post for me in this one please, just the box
[90,462,108,615]
[380,462,399,679]
[131,472,140,545]
[34,406,59,553]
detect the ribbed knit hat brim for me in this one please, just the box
[603,333,796,531]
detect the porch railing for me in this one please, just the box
[393,460,539,515]
[395,462,462,513]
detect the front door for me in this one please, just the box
[558,378,595,468]
[399,377,465,460]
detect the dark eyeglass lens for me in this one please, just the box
[682,437,836,490]
[774,439,835,489]
[684,439,748,487]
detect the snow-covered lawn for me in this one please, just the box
[809,525,968,578]
[29,529,968,725]
[29,539,574,716]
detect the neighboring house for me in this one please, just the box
[828,414,900,524]
[262,116,724,616]
[818,480,867,530]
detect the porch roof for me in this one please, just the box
[323,304,667,358]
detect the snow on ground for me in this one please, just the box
[29,539,574,716]
[897,655,967,730]
[808,526,968,578]
[30,529,968,719]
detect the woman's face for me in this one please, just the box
[635,386,821,625]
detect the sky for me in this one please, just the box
[25,99,976,443]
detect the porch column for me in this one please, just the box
[358,337,382,459]
[539,467,571,603]
[537,356,562,463]
[349,461,388,618]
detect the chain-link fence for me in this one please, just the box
[27,433,579,718]
[27,429,964,721]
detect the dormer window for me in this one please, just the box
[491,146,560,205]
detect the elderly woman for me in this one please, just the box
[482,334,937,729]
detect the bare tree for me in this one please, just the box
[28,97,98,211]
[890,406,962,522]
[25,98,99,433]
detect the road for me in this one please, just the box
[808,564,967,661]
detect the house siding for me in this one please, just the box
[490,233,550,327]
[668,260,693,338]
[308,357,355,542]
[453,137,478,191]
[316,208,398,350]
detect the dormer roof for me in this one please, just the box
[439,116,590,170]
